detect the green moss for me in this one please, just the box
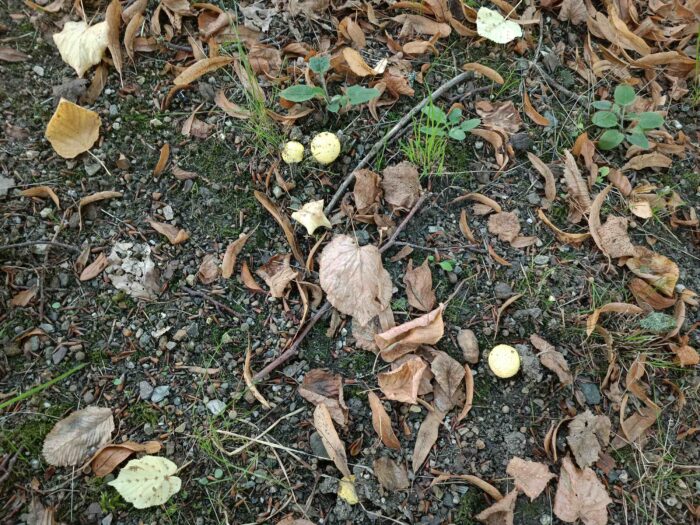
[127,402,159,428]
[454,489,484,524]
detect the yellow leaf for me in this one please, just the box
[108,455,181,509]
[53,21,109,77]
[338,476,359,505]
[476,7,522,44]
[45,99,101,159]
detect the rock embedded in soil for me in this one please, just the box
[151,385,170,403]
[139,381,154,400]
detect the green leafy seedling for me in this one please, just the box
[418,105,480,142]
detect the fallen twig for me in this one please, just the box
[324,73,487,215]
[181,286,245,320]
[0,241,80,253]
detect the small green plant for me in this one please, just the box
[418,104,481,141]
[278,55,379,113]
[427,254,455,272]
[591,84,665,150]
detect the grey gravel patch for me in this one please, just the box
[151,385,170,403]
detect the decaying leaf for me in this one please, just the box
[173,56,233,86]
[376,304,445,362]
[89,440,162,477]
[476,100,522,134]
[80,252,108,281]
[108,455,182,509]
[455,364,474,423]
[313,404,350,477]
[353,169,382,213]
[629,278,676,310]
[53,21,109,77]
[431,350,465,412]
[254,191,304,265]
[378,356,428,404]
[506,457,555,501]
[403,259,436,312]
[148,220,190,244]
[0,47,30,62]
[43,407,114,466]
[222,232,252,279]
[291,200,332,235]
[412,408,446,473]
[11,286,38,307]
[537,209,590,246]
[153,143,170,176]
[299,369,348,427]
[620,153,672,173]
[530,334,572,385]
[105,0,122,75]
[45,99,101,159]
[256,254,298,298]
[488,212,521,243]
[475,489,517,525]
[586,302,643,336]
[563,150,591,223]
[597,216,637,258]
[197,254,219,284]
[566,411,611,468]
[20,498,60,525]
[319,234,392,327]
[373,457,409,490]
[21,186,60,208]
[106,242,161,301]
[381,162,421,211]
[368,391,400,449]
[527,152,556,201]
[626,248,678,297]
[553,456,612,525]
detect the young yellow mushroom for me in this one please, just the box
[487,344,520,378]
[310,132,341,165]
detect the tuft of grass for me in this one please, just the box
[401,101,447,177]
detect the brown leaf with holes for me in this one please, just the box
[368,392,400,449]
[563,150,591,223]
[148,220,189,244]
[403,259,435,312]
[89,440,162,476]
[256,254,298,298]
[378,356,427,404]
[319,235,392,327]
[222,232,252,279]
[488,212,521,243]
[21,186,60,208]
[381,162,421,211]
[475,490,517,524]
[476,100,522,134]
[527,152,556,201]
[376,304,445,362]
[373,457,409,490]
[530,334,572,385]
[625,247,678,297]
[566,411,611,468]
[506,458,555,501]
[412,407,445,473]
[553,456,612,525]
[197,254,219,284]
[596,216,637,258]
[313,404,350,478]
[299,369,348,427]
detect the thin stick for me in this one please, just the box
[0,364,86,411]
[181,286,245,320]
[88,150,114,178]
[230,407,305,455]
[325,72,477,215]
[0,241,80,253]
[255,193,430,380]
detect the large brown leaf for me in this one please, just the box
[381,162,421,211]
[319,235,392,327]
[403,259,435,311]
[596,216,637,258]
[43,407,114,466]
[475,489,517,525]
[376,304,445,362]
[506,457,555,501]
[553,456,612,525]
[566,411,611,468]
[377,356,428,404]
[368,392,400,449]
[298,369,348,427]
[313,404,350,477]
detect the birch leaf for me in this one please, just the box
[476,7,522,44]
[108,455,182,509]
[53,21,109,77]
[45,99,101,159]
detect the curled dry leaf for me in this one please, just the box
[108,456,181,509]
[373,457,409,490]
[21,186,60,208]
[412,408,445,473]
[105,0,122,75]
[148,220,190,244]
[430,472,503,500]
[43,407,114,466]
[244,344,271,409]
[523,91,550,126]
[629,278,676,310]
[0,47,30,62]
[45,99,101,159]
[457,328,479,364]
[80,252,108,281]
[455,364,474,423]
[381,162,421,211]
[291,200,332,235]
[452,192,502,214]
[506,457,555,501]
[376,304,445,362]
[254,191,304,265]
[461,62,504,84]
[620,152,672,173]
[566,410,611,468]
[393,14,451,38]
[487,212,521,243]
[241,260,264,292]
[553,456,612,525]
[256,254,298,298]
[214,90,252,119]
[106,242,161,301]
[319,234,392,327]
[89,440,162,477]
[563,150,591,224]
[53,21,109,77]
[299,369,348,427]
[475,489,517,525]
[153,143,170,176]
[368,391,400,449]
[607,168,632,196]
[11,287,37,307]
[173,56,233,86]
[530,334,572,385]
[403,259,436,312]
[527,152,556,201]
[625,247,678,297]
[378,356,427,404]
[537,209,590,246]
[313,404,350,477]
[341,47,379,77]
[222,232,251,279]
[586,302,643,336]
[559,0,587,24]
[197,254,219,284]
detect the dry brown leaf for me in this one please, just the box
[214,90,252,119]
[455,364,474,423]
[80,252,108,281]
[197,254,219,284]
[256,254,298,298]
[470,128,507,168]
[459,209,477,243]
[587,184,612,255]
[606,168,632,196]
[487,212,521,243]
[172,165,197,180]
[563,150,591,223]
[244,344,271,409]
[412,408,445,473]
[452,192,502,213]
[21,186,60,208]
[393,14,451,37]
[299,369,348,427]
[669,342,699,366]
[537,209,590,246]
[461,62,504,84]
[79,191,122,220]
[148,220,189,245]
[378,356,427,404]
[430,472,504,500]
[629,278,676,310]
[527,152,556,201]
[403,258,436,312]
[530,334,572,385]
[105,0,122,75]
[620,153,672,172]
[381,162,421,211]
[313,404,350,478]
[45,99,101,159]
[319,234,392,327]
[43,407,114,466]
[173,56,233,86]
[475,489,517,525]
[153,144,170,176]
[353,169,382,214]
[124,12,143,61]
[341,47,377,77]
[373,457,409,490]
[376,304,445,362]
[222,232,251,279]
[457,329,479,364]
[11,287,38,307]
[383,66,415,97]
[626,247,678,297]
[89,440,161,477]
[431,350,465,412]
[586,302,643,336]
[368,392,400,449]
[523,91,550,126]
[506,457,555,501]
[597,216,637,258]
[558,0,587,24]
[241,260,264,292]
[553,456,612,525]
[476,100,523,134]
[338,16,366,49]
[487,243,511,266]
[0,47,30,62]
[567,411,611,468]
[254,191,304,265]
